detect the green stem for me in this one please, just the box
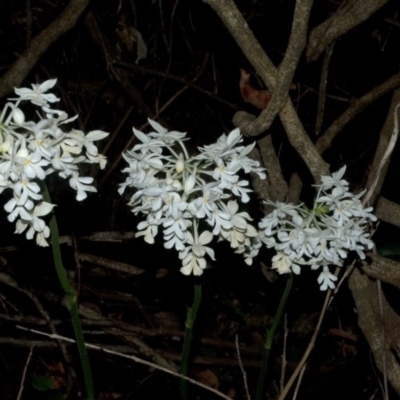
[256,274,293,400]
[180,283,202,400]
[41,182,95,400]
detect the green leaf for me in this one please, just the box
[31,375,55,391]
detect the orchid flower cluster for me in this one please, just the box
[0,79,109,246]
[258,166,377,290]
[119,120,266,275]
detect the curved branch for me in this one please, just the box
[0,0,91,98]
[316,70,400,153]
[306,0,389,63]
[233,0,313,135]
[203,0,329,183]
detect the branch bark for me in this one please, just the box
[257,135,288,202]
[306,0,389,62]
[365,89,400,204]
[0,0,91,98]
[349,267,400,395]
[375,196,400,229]
[362,253,400,289]
[204,0,329,184]
[233,0,313,135]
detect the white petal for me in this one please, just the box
[34,202,55,217]
[133,127,149,143]
[148,119,167,134]
[39,78,57,91]
[199,230,213,245]
[85,130,109,141]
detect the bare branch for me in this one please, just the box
[204,0,329,183]
[349,267,400,396]
[257,135,288,202]
[0,0,91,98]
[361,254,400,289]
[315,44,335,136]
[316,70,400,153]
[247,146,271,203]
[365,90,400,205]
[306,0,389,63]
[233,0,313,134]
[375,196,400,229]
[203,0,277,88]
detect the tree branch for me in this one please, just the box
[375,196,400,229]
[365,89,400,204]
[0,0,91,98]
[203,0,329,183]
[361,254,400,289]
[233,0,313,135]
[316,69,400,153]
[349,267,400,395]
[257,135,288,202]
[306,0,389,63]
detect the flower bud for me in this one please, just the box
[0,140,11,154]
[184,175,196,194]
[175,153,184,173]
[12,107,25,125]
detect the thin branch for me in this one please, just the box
[363,102,400,207]
[315,43,335,136]
[316,70,400,153]
[235,335,251,400]
[100,53,210,185]
[277,274,337,400]
[17,325,235,400]
[364,90,400,205]
[291,365,306,400]
[113,62,237,109]
[16,346,34,400]
[0,272,80,393]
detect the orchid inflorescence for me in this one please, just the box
[0,79,109,246]
[120,121,377,290]
[2,78,375,289]
[259,166,377,290]
[119,119,266,276]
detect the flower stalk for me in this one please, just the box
[41,181,95,400]
[180,283,202,400]
[256,274,293,400]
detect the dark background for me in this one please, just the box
[0,1,399,399]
